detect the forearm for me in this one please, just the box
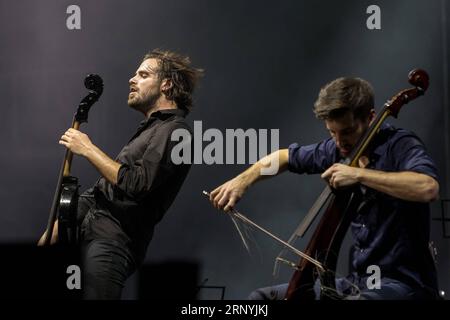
[239,149,289,187]
[210,149,289,211]
[357,169,439,202]
[84,144,121,185]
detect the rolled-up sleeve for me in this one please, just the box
[392,135,438,181]
[116,122,190,199]
[288,138,336,174]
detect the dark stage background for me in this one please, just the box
[0,0,449,299]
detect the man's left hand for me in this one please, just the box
[59,128,93,157]
[321,163,362,189]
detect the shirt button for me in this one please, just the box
[362,224,366,228]
[360,248,364,253]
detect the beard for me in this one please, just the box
[128,87,161,114]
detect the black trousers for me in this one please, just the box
[81,238,136,300]
[77,193,136,300]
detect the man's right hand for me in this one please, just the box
[209,175,249,212]
[209,149,289,212]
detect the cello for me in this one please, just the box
[40,74,103,246]
[284,69,429,300]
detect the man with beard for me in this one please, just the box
[209,77,440,300]
[41,49,203,299]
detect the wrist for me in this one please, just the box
[239,169,254,189]
[83,142,96,159]
[355,167,365,182]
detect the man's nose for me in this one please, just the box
[335,134,347,147]
[335,134,342,146]
[129,76,136,85]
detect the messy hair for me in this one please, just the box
[143,49,204,112]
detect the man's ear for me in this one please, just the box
[161,79,172,95]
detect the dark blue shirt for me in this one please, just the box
[288,123,438,294]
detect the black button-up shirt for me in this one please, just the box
[80,109,192,265]
[288,123,438,294]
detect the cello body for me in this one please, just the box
[57,175,79,245]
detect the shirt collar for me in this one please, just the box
[151,108,187,120]
[371,122,394,157]
[336,123,394,163]
[137,108,187,129]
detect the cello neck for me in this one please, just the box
[62,119,80,177]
